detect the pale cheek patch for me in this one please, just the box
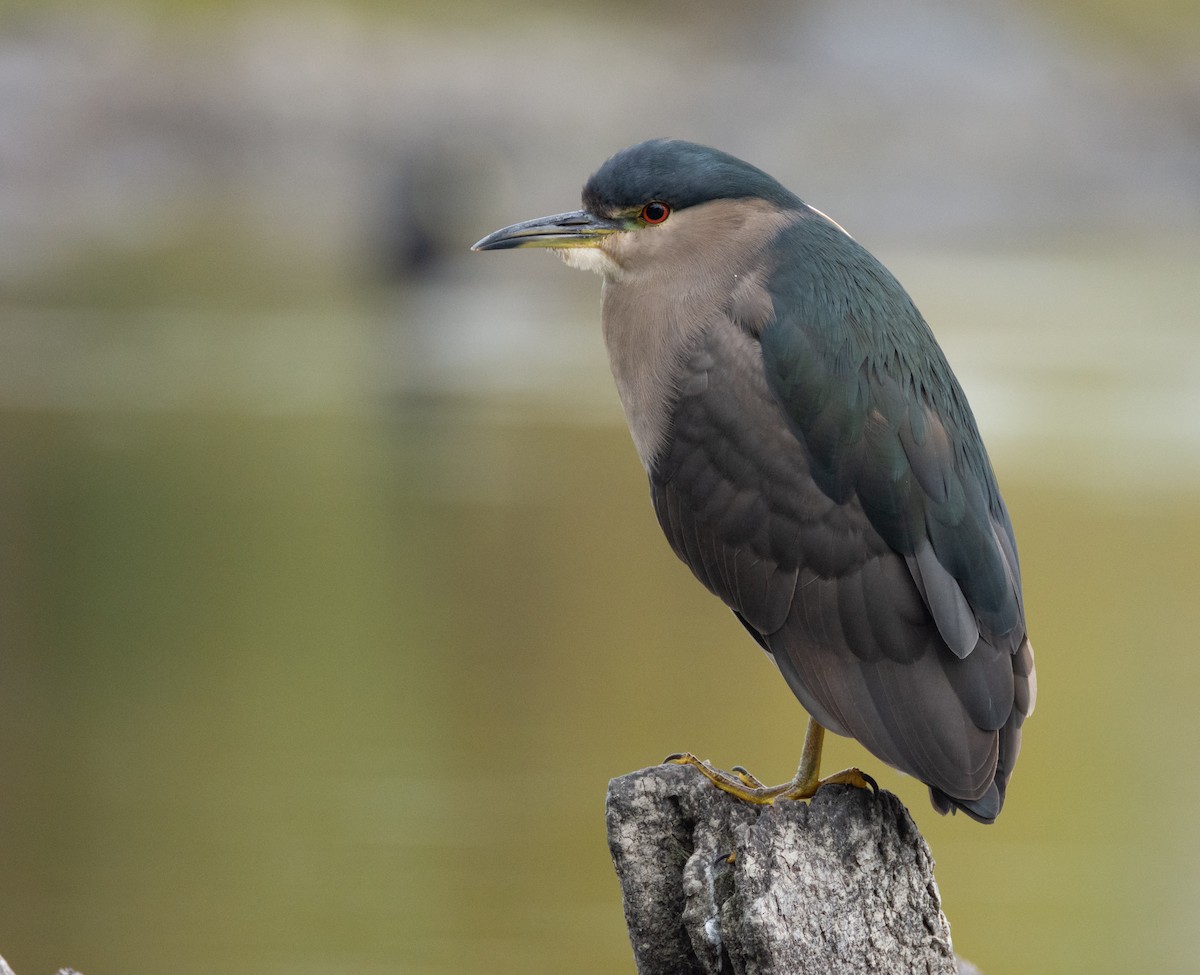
[554,247,621,277]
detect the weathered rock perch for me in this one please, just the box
[606,763,976,975]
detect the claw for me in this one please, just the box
[731,765,767,789]
[659,720,878,807]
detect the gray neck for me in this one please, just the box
[598,198,795,469]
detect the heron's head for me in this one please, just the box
[472,139,805,280]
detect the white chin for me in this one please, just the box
[553,247,619,277]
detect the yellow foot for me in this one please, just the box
[731,765,767,789]
[664,752,877,806]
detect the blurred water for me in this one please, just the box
[1,237,1198,975]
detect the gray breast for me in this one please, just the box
[598,201,794,468]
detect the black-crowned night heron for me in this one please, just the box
[472,139,1035,823]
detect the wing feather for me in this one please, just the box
[645,212,1032,820]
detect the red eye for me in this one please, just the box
[640,201,671,225]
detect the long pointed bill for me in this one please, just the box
[471,209,625,251]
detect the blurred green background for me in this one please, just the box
[1,1,1199,973]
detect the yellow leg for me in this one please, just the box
[666,718,877,805]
